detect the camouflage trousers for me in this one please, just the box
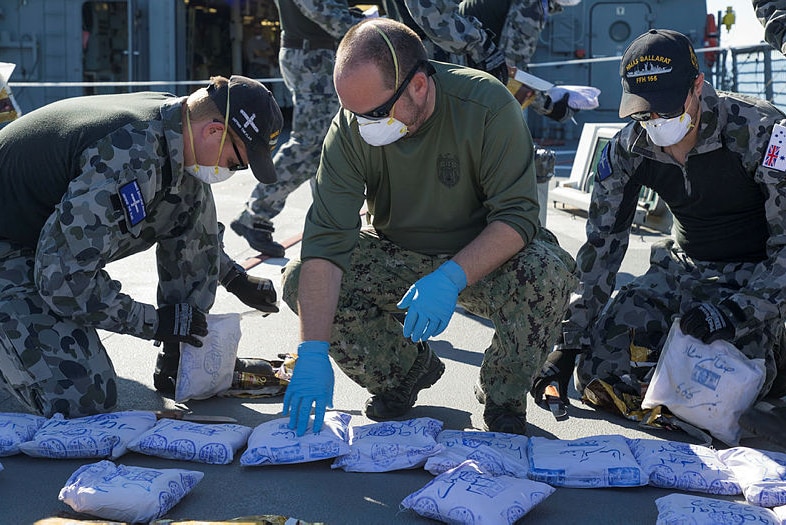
[235,47,340,230]
[282,227,577,414]
[0,241,117,417]
[577,238,786,398]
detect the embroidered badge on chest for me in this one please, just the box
[763,123,786,172]
[437,154,460,188]
[118,180,147,226]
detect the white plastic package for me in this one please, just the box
[240,411,351,466]
[402,460,555,524]
[0,412,47,456]
[175,312,242,403]
[655,493,780,525]
[18,410,156,459]
[127,418,253,465]
[546,85,601,110]
[331,417,443,472]
[528,435,645,488]
[717,447,786,507]
[642,320,766,446]
[424,430,529,478]
[58,459,204,523]
[773,504,786,523]
[627,438,741,495]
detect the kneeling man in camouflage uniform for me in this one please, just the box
[531,30,786,440]
[0,75,282,417]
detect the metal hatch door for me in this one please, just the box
[589,2,652,117]
[82,0,142,95]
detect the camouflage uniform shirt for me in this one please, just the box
[754,0,786,54]
[0,92,220,340]
[403,0,565,116]
[564,82,786,348]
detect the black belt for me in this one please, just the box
[281,35,336,51]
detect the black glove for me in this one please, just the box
[469,34,508,85]
[223,267,279,314]
[153,342,180,395]
[154,303,207,347]
[348,6,365,19]
[480,47,508,84]
[611,374,642,399]
[544,93,572,122]
[530,347,582,404]
[680,301,743,343]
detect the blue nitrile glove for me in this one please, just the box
[282,341,334,436]
[397,260,467,342]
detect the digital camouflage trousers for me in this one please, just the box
[282,227,578,415]
[0,241,117,417]
[577,238,786,399]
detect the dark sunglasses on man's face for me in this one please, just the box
[213,118,248,171]
[629,106,685,122]
[354,60,427,120]
[228,136,248,172]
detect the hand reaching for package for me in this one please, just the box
[282,341,334,436]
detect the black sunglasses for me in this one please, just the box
[629,106,685,122]
[227,136,248,172]
[630,79,698,122]
[214,119,248,171]
[354,60,428,120]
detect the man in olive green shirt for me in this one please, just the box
[280,18,577,436]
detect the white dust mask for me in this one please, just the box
[184,87,239,184]
[642,112,693,147]
[357,115,408,146]
[185,164,234,184]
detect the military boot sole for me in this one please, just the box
[230,220,285,258]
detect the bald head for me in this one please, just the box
[335,18,428,91]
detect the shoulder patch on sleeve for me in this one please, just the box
[596,142,613,181]
[118,180,147,226]
[762,122,786,171]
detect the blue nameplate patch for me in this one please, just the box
[596,142,613,181]
[118,180,147,226]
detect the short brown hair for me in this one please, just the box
[336,18,427,91]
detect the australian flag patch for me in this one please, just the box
[763,123,786,171]
[118,180,146,226]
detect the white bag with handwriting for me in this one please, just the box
[175,313,241,403]
[59,460,203,523]
[642,319,765,446]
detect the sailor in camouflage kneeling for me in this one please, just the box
[0,75,282,417]
[531,30,786,442]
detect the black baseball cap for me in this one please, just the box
[207,75,283,183]
[618,29,700,119]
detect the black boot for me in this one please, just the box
[230,220,285,257]
[364,343,445,421]
[475,380,527,435]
